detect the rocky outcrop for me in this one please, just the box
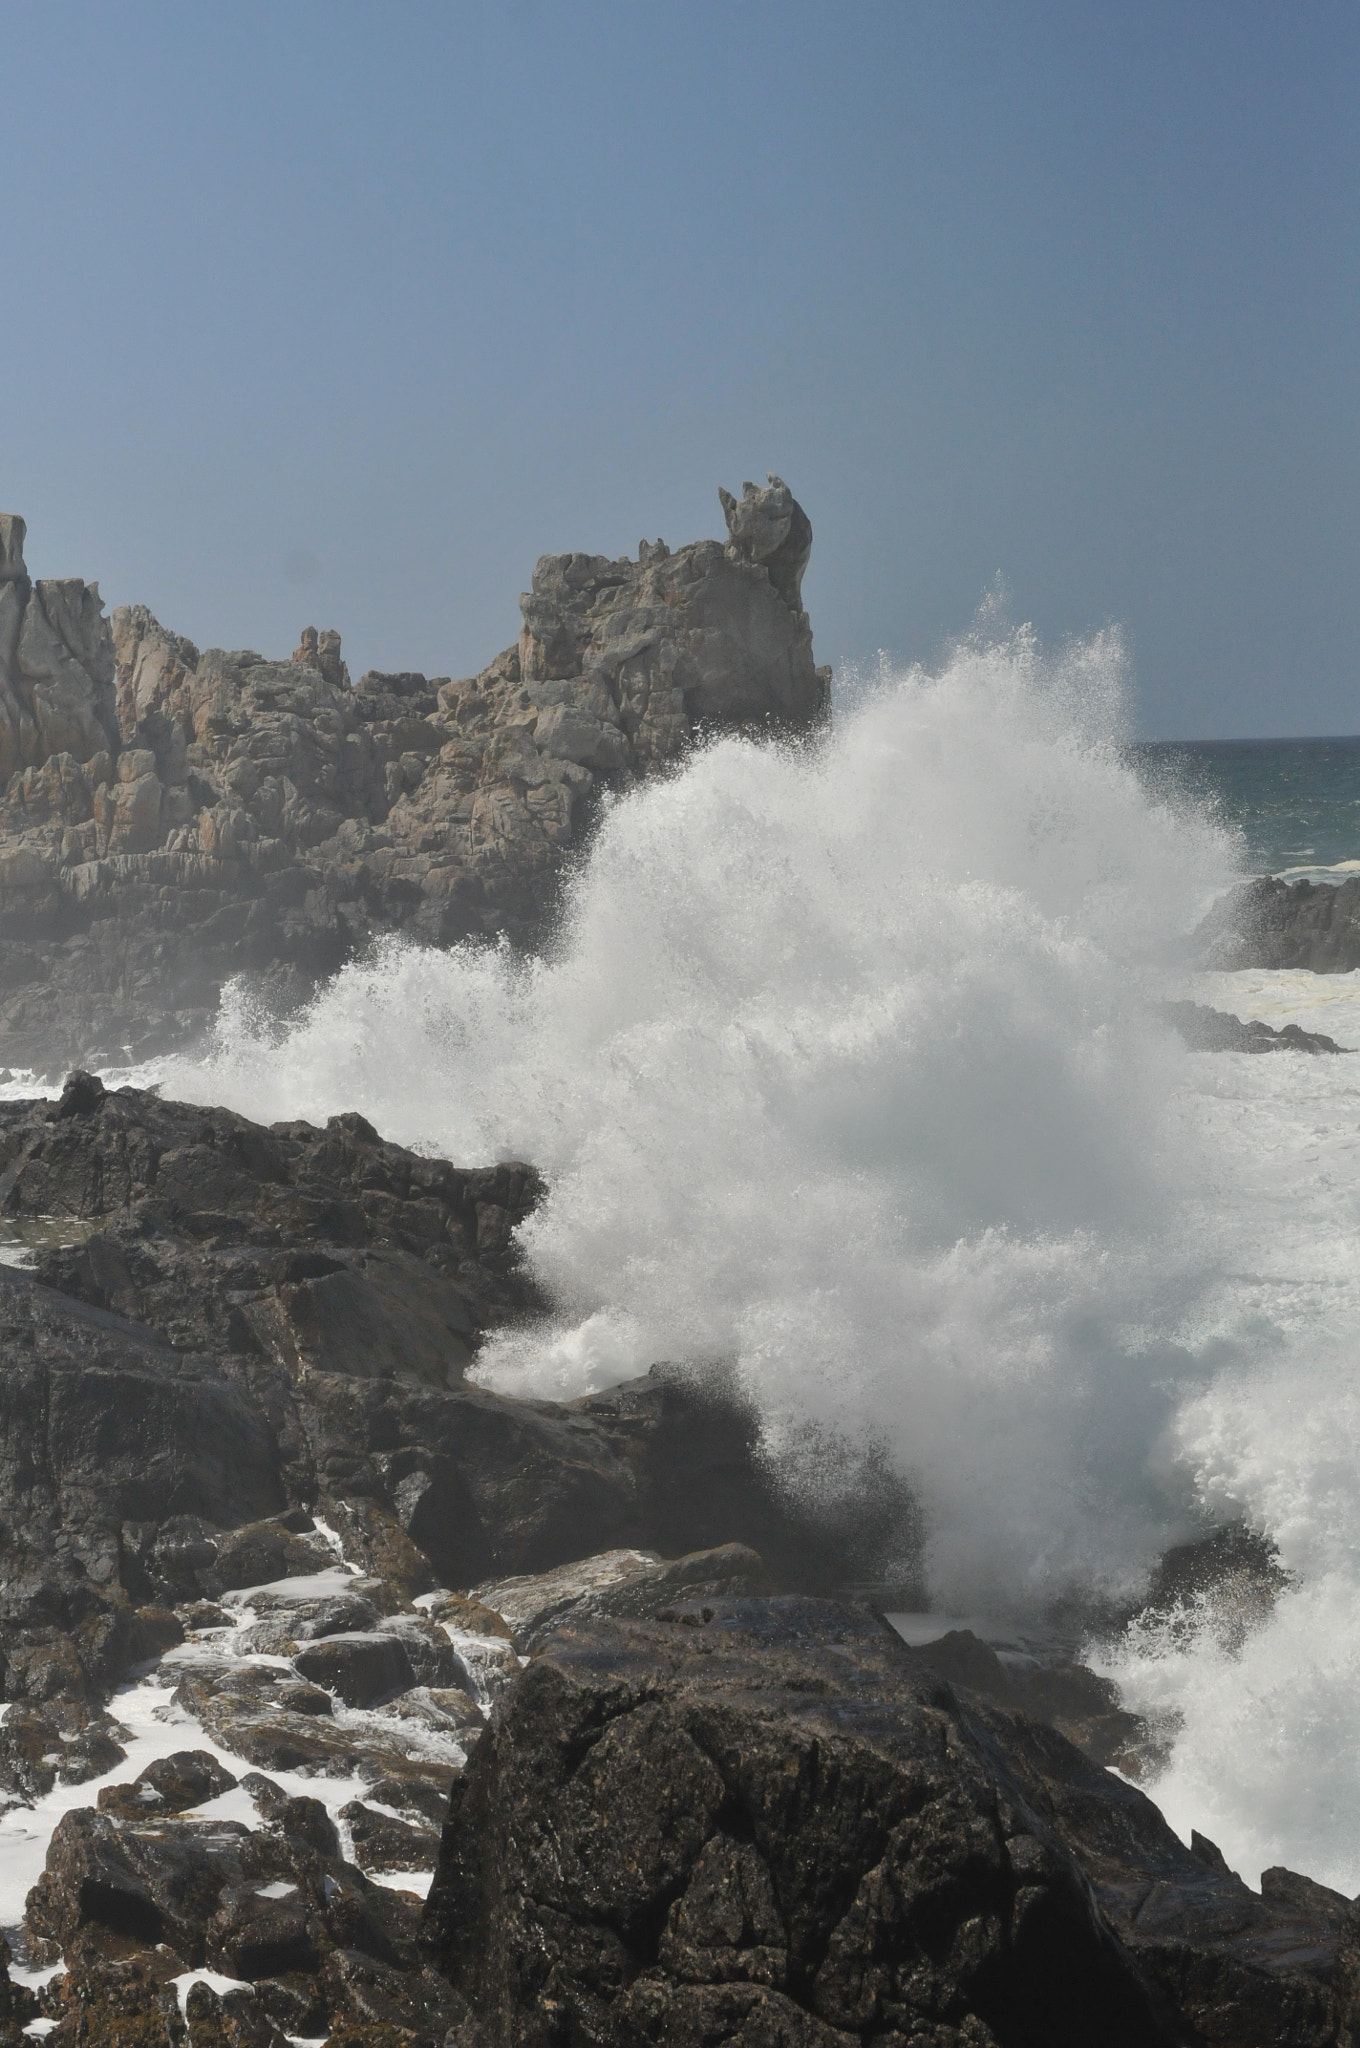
[426,1597,1360,2048]
[0,1077,907,1714]
[1196,874,1360,972]
[0,516,119,793]
[1160,999,1350,1054]
[0,479,829,1073]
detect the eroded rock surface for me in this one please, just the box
[0,479,829,1072]
[427,1598,1360,2048]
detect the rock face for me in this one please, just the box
[426,1597,1360,2048]
[0,518,119,794]
[1160,999,1350,1055]
[1196,875,1360,972]
[0,1077,905,1712]
[0,479,829,1073]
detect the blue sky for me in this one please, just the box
[6,1,1357,738]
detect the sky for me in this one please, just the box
[5,0,1357,740]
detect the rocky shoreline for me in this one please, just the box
[0,485,1358,2043]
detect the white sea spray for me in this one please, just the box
[126,623,1360,1889]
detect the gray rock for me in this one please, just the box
[1196,873,1360,973]
[719,471,813,609]
[0,486,829,1073]
[0,512,27,584]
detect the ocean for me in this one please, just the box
[1134,733,1360,883]
[67,643,1360,1895]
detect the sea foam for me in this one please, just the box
[128,623,1360,1888]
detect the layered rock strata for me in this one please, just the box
[0,478,829,1073]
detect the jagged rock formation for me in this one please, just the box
[1196,873,1360,972]
[0,516,119,791]
[0,478,829,1073]
[426,1597,1360,2047]
[0,1077,906,1714]
[0,1080,1348,2046]
[1160,998,1350,1054]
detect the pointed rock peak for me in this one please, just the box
[0,514,28,585]
[718,474,812,610]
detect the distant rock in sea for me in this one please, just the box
[0,477,829,1074]
[1196,873,1360,973]
[1160,998,1350,1054]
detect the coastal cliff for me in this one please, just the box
[0,479,828,1073]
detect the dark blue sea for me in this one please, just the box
[1133,736,1360,879]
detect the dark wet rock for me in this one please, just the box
[26,1807,311,1963]
[237,1775,341,1860]
[0,1705,70,1802]
[469,1539,768,1652]
[567,1363,922,1594]
[892,1629,1146,1774]
[197,1519,334,1598]
[424,1597,1360,2048]
[98,1750,237,1821]
[58,1719,129,1786]
[27,1796,421,1987]
[182,1977,287,2048]
[374,1686,485,1743]
[0,1952,37,2045]
[339,1802,441,1875]
[0,489,827,1076]
[370,1616,469,1691]
[1196,874,1360,973]
[425,1592,513,1640]
[273,1681,333,1716]
[0,1082,912,1714]
[171,1668,388,1779]
[40,1937,189,2048]
[1161,998,1349,1054]
[250,1970,328,2039]
[210,1877,326,1982]
[177,1602,232,1632]
[292,1633,418,1709]
[319,1947,468,2042]
[128,1607,185,1664]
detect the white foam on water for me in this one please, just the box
[366,1868,434,1897]
[102,625,1360,1892]
[1273,858,1360,885]
[171,1970,253,2016]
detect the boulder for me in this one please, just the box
[425,1597,1360,2048]
[292,1632,418,1708]
[1196,874,1360,972]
